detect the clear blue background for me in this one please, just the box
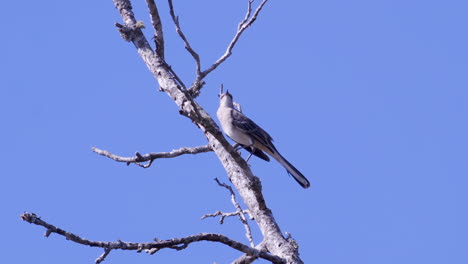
[2,0,467,263]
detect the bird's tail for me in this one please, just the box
[271,152,310,188]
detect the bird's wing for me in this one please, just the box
[231,109,277,154]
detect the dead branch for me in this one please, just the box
[92,145,212,168]
[188,0,269,97]
[232,241,268,264]
[201,210,251,224]
[168,0,201,77]
[21,213,284,264]
[96,248,112,264]
[145,0,188,90]
[214,178,255,247]
[145,0,164,58]
[204,0,269,77]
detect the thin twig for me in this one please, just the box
[21,213,284,263]
[92,145,212,168]
[168,0,201,77]
[145,0,165,58]
[240,0,254,31]
[214,178,255,247]
[95,248,112,264]
[201,210,250,224]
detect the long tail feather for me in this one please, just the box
[272,152,310,188]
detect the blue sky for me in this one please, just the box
[2,0,467,263]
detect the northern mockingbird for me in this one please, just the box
[217,90,310,188]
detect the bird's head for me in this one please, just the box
[218,85,233,106]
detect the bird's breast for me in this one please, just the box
[217,108,252,146]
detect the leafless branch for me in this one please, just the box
[241,0,255,26]
[163,61,187,89]
[92,145,212,168]
[21,212,284,263]
[204,0,268,76]
[201,210,251,224]
[145,0,164,58]
[146,0,191,90]
[188,0,269,97]
[168,0,201,77]
[96,248,112,264]
[214,178,255,247]
[233,241,268,264]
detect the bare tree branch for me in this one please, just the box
[145,0,164,58]
[188,0,269,97]
[95,248,112,264]
[21,213,284,263]
[203,0,268,77]
[166,0,269,97]
[214,178,255,247]
[167,0,202,78]
[233,241,268,264]
[164,61,188,90]
[92,145,212,168]
[201,210,251,223]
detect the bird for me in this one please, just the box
[216,89,310,188]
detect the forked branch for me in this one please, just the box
[189,0,269,96]
[203,0,269,77]
[214,178,255,247]
[166,0,269,97]
[202,179,255,247]
[21,213,284,264]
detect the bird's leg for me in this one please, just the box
[232,143,243,151]
[243,139,256,163]
[245,151,254,162]
[232,139,255,162]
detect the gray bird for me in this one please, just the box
[217,90,310,188]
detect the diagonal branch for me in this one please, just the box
[168,0,202,78]
[145,0,165,58]
[96,248,112,264]
[21,213,284,264]
[189,0,269,96]
[92,145,212,168]
[214,178,255,247]
[233,241,268,264]
[146,0,188,90]
[203,0,269,77]
[163,61,187,90]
